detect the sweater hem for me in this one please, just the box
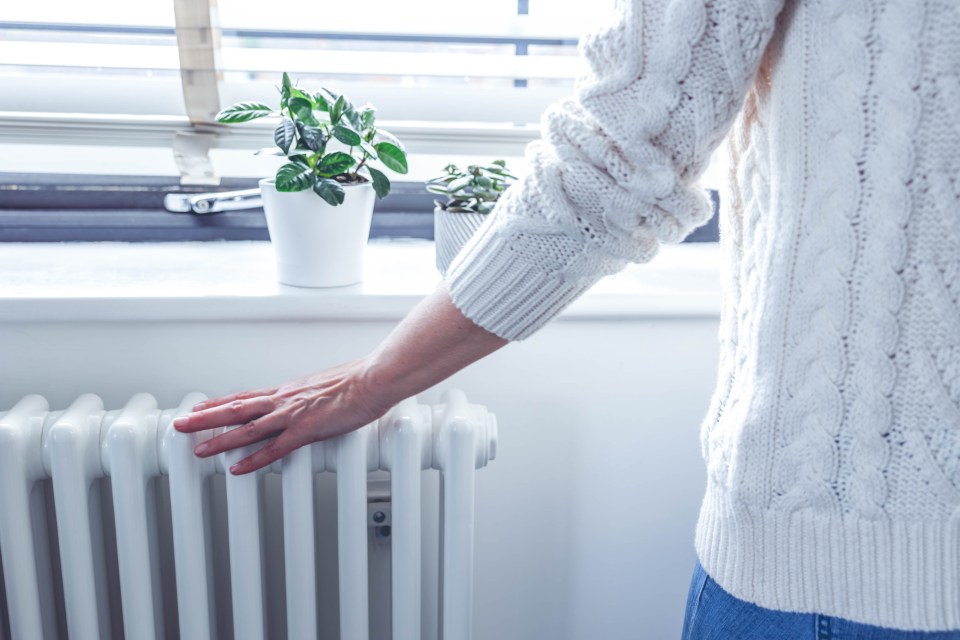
[694,479,960,631]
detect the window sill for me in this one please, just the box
[0,239,720,323]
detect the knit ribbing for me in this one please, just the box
[444,223,603,343]
[445,179,628,341]
[696,479,960,630]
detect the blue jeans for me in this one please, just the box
[681,560,960,639]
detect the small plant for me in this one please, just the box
[426,160,516,214]
[215,72,408,206]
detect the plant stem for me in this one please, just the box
[353,154,369,182]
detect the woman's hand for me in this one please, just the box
[172,357,387,475]
[172,283,508,475]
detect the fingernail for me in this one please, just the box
[192,402,206,411]
[229,463,240,474]
[194,442,209,456]
[173,416,188,429]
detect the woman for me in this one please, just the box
[173,0,960,636]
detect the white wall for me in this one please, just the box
[0,310,717,639]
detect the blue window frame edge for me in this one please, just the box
[0,173,719,243]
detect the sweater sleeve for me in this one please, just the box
[444,0,787,341]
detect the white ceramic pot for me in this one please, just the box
[434,206,487,275]
[259,178,375,288]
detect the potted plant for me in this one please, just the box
[426,160,515,274]
[215,73,409,287]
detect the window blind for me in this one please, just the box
[0,4,185,117]
[215,0,614,124]
[1,0,615,137]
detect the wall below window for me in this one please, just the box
[0,241,720,639]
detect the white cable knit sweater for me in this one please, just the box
[445,0,960,632]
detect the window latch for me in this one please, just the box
[163,188,262,214]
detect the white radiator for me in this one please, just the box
[0,389,497,640]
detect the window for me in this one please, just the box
[0,0,719,242]
[215,0,612,125]
[0,3,182,117]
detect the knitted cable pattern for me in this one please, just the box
[700,0,960,628]
[701,84,773,497]
[838,0,919,522]
[445,0,786,341]
[902,6,960,524]
[770,0,857,517]
[446,0,960,629]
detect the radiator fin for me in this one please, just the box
[0,390,497,640]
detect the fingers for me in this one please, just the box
[193,415,286,458]
[192,386,279,412]
[229,432,309,475]
[173,396,275,433]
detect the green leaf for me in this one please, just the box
[447,176,473,193]
[475,176,493,189]
[426,174,456,185]
[274,118,295,154]
[425,184,449,195]
[330,95,345,125]
[275,161,314,192]
[290,87,313,105]
[359,106,376,129]
[215,102,272,123]
[296,122,326,152]
[344,106,362,130]
[485,166,517,180]
[317,152,356,176]
[374,142,408,174]
[478,201,496,214]
[333,124,362,146]
[288,97,317,125]
[374,128,405,151]
[368,167,391,199]
[492,159,507,167]
[314,88,339,112]
[281,72,292,107]
[359,140,378,159]
[313,179,345,206]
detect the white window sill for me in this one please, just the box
[0,239,720,323]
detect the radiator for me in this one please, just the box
[0,389,497,640]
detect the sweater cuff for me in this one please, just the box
[444,213,606,342]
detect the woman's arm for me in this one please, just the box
[172,281,507,474]
[446,0,787,341]
[177,0,789,472]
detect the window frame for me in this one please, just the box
[0,174,435,242]
[0,1,721,244]
[0,172,720,243]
